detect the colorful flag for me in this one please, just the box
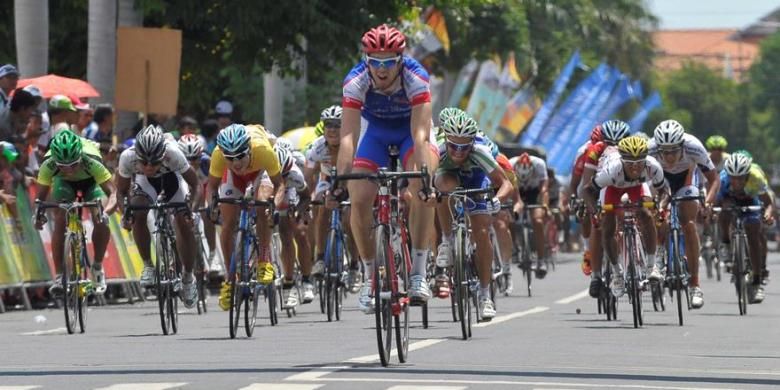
[497,87,540,142]
[520,50,581,146]
[466,59,502,131]
[446,60,479,109]
[426,8,450,54]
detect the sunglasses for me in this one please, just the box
[365,55,402,69]
[139,159,162,167]
[323,120,341,129]
[224,152,248,161]
[56,159,81,169]
[660,147,681,155]
[622,158,646,166]
[447,140,474,153]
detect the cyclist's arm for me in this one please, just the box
[489,168,513,204]
[568,173,581,200]
[35,183,50,204]
[760,192,775,222]
[181,167,199,209]
[114,174,131,214]
[336,107,359,177]
[270,173,287,207]
[100,179,117,214]
[410,102,433,171]
[207,175,221,203]
[303,163,319,197]
[539,179,549,208]
[703,168,720,206]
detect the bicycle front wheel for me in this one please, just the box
[62,234,78,334]
[734,236,748,316]
[229,230,245,339]
[77,238,90,333]
[245,241,260,337]
[394,225,410,363]
[453,226,469,340]
[374,225,393,366]
[155,235,172,335]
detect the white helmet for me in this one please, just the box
[320,105,342,121]
[275,137,294,151]
[274,143,293,172]
[724,153,752,176]
[440,108,479,138]
[653,119,685,147]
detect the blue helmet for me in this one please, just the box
[216,124,250,156]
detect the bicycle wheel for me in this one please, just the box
[77,233,92,334]
[168,243,181,335]
[195,239,208,315]
[229,230,244,339]
[317,278,326,314]
[522,229,533,297]
[155,235,171,335]
[449,270,458,323]
[734,236,748,316]
[394,225,411,363]
[374,225,393,366]
[325,229,337,322]
[61,233,78,334]
[671,233,684,326]
[453,227,469,340]
[245,241,260,337]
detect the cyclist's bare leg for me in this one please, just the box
[314,205,328,260]
[255,184,274,263]
[343,207,360,267]
[174,213,196,274]
[590,223,604,274]
[219,204,239,273]
[347,170,379,272]
[601,214,619,266]
[90,208,110,265]
[471,214,494,289]
[531,208,545,260]
[52,209,66,274]
[494,210,513,265]
[746,222,763,279]
[130,195,152,265]
[433,173,457,241]
[404,150,439,275]
[294,217,313,276]
[638,203,658,259]
[280,216,296,281]
[679,200,701,285]
[201,211,217,256]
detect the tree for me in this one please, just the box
[14,0,48,77]
[87,0,116,104]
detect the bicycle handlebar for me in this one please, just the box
[436,187,495,200]
[671,195,703,203]
[125,202,190,212]
[602,201,655,212]
[35,199,102,210]
[333,166,429,185]
[712,205,762,213]
[214,197,273,208]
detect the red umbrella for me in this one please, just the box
[17,74,100,98]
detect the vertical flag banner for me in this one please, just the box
[628,91,662,133]
[520,50,581,146]
[597,75,632,122]
[447,60,479,109]
[497,87,541,142]
[466,59,502,130]
[426,7,450,54]
[484,53,522,136]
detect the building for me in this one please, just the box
[652,29,758,81]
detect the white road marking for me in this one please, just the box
[555,289,590,304]
[93,383,188,390]
[473,306,549,328]
[343,338,446,363]
[20,328,67,336]
[239,384,324,390]
[0,387,41,390]
[284,370,337,381]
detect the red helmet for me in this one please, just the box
[590,124,604,143]
[362,24,406,54]
[515,152,533,177]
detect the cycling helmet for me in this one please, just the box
[734,149,753,159]
[724,153,752,176]
[216,123,251,156]
[441,109,478,138]
[320,105,342,121]
[177,134,203,159]
[362,24,406,54]
[49,129,83,164]
[705,135,728,150]
[514,153,534,177]
[590,124,604,143]
[0,141,18,163]
[438,107,460,124]
[653,119,685,147]
[275,137,294,151]
[618,136,648,160]
[274,144,293,172]
[135,125,167,163]
[602,120,630,145]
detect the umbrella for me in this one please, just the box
[17,74,100,98]
[280,126,318,151]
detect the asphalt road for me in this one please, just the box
[1,251,779,390]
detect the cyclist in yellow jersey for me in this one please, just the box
[34,130,117,295]
[206,123,285,311]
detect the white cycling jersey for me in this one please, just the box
[118,140,189,179]
[510,155,547,190]
[648,134,715,175]
[593,155,665,190]
[305,136,334,176]
[285,164,307,193]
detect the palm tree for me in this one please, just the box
[14,0,48,77]
[87,0,117,105]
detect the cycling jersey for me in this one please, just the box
[193,152,211,181]
[648,134,714,175]
[718,164,768,201]
[572,140,593,177]
[118,140,189,179]
[581,142,620,172]
[342,56,431,122]
[209,124,280,178]
[510,155,548,190]
[38,138,110,187]
[592,156,665,190]
[436,142,497,215]
[305,136,335,176]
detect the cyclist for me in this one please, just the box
[177,134,220,273]
[115,125,201,308]
[34,130,117,295]
[510,152,549,277]
[434,109,513,319]
[274,143,315,308]
[206,124,284,311]
[304,105,362,292]
[336,24,439,313]
[716,153,775,303]
[584,136,667,297]
[568,125,604,276]
[705,135,730,171]
[649,119,719,309]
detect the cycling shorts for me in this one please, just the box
[51,176,104,202]
[353,116,437,171]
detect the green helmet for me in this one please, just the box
[705,135,728,150]
[438,107,461,124]
[440,107,478,138]
[49,130,83,164]
[733,149,752,159]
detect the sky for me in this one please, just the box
[649,0,779,29]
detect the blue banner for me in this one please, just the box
[540,63,609,154]
[550,65,619,173]
[597,74,631,122]
[520,50,581,146]
[631,79,644,101]
[628,91,662,133]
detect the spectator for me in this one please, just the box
[200,118,219,155]
[84,104,118,168]
[25,110,44,175]
[0,89,37,143]
[22,85,50,133]
[47,95,78,138]
[215,99,233,130]
[177,116,198,138]
[69,95,93,133]
[0,64,19,107]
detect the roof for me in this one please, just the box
[737,7,780,40]
[653,29,759,80]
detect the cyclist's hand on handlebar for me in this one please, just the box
[486,197,501,214]
[121,212,133,231]
[33,210,46,230]
[763,210,775,226]
[326,187,345,210]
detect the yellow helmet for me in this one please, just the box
[618,135,648,160]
